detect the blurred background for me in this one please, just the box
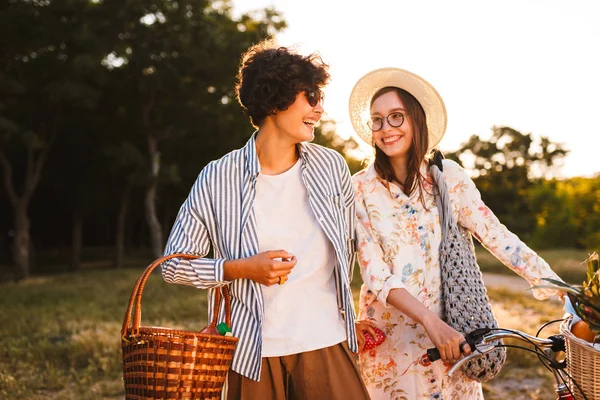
[0,0,598,399]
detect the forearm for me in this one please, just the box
[387,285,468,362]
[223,257,250,281]
[386,288,439,326]
[223,250,295,286]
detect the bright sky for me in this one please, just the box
[232,0,600,178]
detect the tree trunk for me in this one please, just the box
[13,206,30,281]
[70,210,82,272]
[0,106,58,281]
[162,192,172,242]
[114,183,131,269]
[145,180,163,259]
[145,136,163,259]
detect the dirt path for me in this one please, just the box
[483,272,531,292]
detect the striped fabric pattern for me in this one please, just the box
[162,134,358,381]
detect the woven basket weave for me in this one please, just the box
[560,318,600,400]
[121,254,238,400]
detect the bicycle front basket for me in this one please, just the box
[560,317,600,400]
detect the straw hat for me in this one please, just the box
[348,67,447,150]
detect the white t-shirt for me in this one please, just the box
[254,160,347,357]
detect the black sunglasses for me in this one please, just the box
[305,89,324,107]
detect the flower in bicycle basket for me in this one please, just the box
[533,252,600,338]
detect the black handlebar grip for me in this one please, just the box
[427,347,441,362]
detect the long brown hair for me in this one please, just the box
[371,87,430,206]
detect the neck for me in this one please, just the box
[255,126,299,175]
[390,155,409,186]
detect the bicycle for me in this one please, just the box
[424,321,593,400]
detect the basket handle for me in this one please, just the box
[121,253,232,339]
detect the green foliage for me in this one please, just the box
[527,180,578,249]
[0,0,103,149]
[2,0,598,274]
[565,176,600,249]
[0,0,291,271]
[447,126,568,239]
[527,176,600,250]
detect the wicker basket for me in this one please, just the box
[121,254,238,400]
[560,318,600,400]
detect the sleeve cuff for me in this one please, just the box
[530,285,559,300]
[377,275,406,307]
[213,258,227,283]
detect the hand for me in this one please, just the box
[242,250,297,286]
[421,315,472,363]
[356,320,379,352]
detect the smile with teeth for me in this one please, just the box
[382,135,402,144]
[303,119,317,126]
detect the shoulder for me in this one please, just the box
[303,142,346,167]
[442,159,470,180]
[352,166,371,184]
[197,147,244,183]
[441,158,462,172]
[440,159,477,198]
[352,164,377,194]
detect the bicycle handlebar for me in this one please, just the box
[426,328,565,377]
[424,325,583,399]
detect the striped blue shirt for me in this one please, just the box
[162,134,358,381]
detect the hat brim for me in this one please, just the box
[348,67,447,150]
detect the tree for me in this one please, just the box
[99,0,286,258]
[446,126,568,238]
[561,176,600,249]
[0,0,101,279]
[527,180,578,249]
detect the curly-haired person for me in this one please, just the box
[161,39,371,400]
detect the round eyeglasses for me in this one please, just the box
[305,89,324,107]
[367,111,405,132]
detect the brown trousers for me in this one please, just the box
[227,341,370,400]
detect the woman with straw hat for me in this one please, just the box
[349,67,562,399]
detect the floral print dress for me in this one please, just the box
[353,160,560,400]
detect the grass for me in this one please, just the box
[0,266,206,400]
[0,248,588,399]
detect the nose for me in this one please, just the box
[313,101,324,114]
[380,118,393,131]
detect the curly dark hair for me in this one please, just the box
[235,39,330,128]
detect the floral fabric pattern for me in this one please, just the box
[353,160,560,400]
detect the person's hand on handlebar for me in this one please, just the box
[421,315,472,363]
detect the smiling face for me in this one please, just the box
[269,90,324,143]
[370,90,414,162]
